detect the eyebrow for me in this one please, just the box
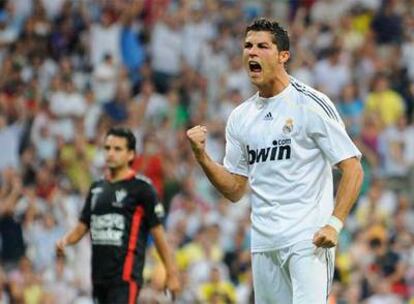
[104,145,124,149]
[245,40,271,45]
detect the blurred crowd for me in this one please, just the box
[0,0,414,303]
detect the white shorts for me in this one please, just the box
[252,240,335,304]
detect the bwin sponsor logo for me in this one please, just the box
[247,139,292,164]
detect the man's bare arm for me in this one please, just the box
[56,222,89,254]
[197,151,248,202]
[332,156,364,222]
[151,225,180,298]
[313,156,363,247]
[187,125,248,202]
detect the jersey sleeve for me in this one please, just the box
[306,107,362,166]
[139,182,164,229]
[79,186,93,227]
[223,111,249,176]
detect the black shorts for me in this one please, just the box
[93,280,140,304]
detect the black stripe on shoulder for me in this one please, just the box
[291,81,339,121]
[305,88,340,122]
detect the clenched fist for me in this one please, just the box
[186,125,208,160]
[312,225,338,248]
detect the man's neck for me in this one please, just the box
[258,72,290,98]
[108,167,134,183]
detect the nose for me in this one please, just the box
[106,148,114,159]
[247,46,258,58]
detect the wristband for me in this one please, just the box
[328,216,343,233]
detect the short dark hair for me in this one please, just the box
[369,237,383,249]
[245,18,290,51]
[105,127,136,151]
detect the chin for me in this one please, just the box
[250,77,263,87]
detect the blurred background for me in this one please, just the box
[0,0,413,303]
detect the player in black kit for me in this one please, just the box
[56,127,180,303]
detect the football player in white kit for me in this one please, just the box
[187,18,363,304]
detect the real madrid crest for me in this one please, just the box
[282,118,294,134]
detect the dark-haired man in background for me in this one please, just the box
[187,18,363,303]
[56,127,180,303]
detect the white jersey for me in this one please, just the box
[223,77,361,252]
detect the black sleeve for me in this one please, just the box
[79,186,93,227]
[139,182,164,229]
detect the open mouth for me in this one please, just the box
[249,61,262,73]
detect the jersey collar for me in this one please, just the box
[255,83,292,109]
[105,169,136,183]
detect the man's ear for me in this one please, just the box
[128,151,135,163]
[279,51,290,64]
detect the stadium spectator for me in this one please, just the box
[337,83,364,136]
[365,73,405,127]
[150,11,183,93]
[92,54,118,104]
[198,265,237,303]
[313,46,352,101]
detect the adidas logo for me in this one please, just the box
[264,112,273,120]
